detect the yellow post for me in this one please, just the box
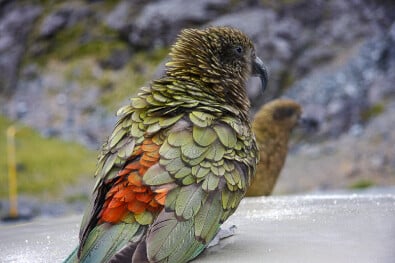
[6,126,18,218]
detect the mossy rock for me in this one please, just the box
[260,0,306,9]
[349,179,375,189]
[361,103,385,122]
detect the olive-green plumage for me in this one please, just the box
[65,26,266,263]
[246,99,302,197]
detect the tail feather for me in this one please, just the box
[77,222,145,263]
[63,247,78,263]
[131,239,149,262]
[108,242,139,263]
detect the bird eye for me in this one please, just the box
[235,46,243,54]
[273,107,294,120]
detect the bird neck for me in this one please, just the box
[254,124,291,147]
[151,76,251,122]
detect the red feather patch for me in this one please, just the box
[99,138,169,224]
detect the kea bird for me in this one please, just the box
[65,26,267,263]
[246,99,303,197]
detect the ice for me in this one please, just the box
[1,193,394,263]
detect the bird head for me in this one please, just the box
[165,26,267,116]
[254,99,302,133]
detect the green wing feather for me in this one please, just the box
[141,110,257,262]
[79,223,142,263]
[175,184,206,220]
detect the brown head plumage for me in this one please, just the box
[253,99,302,137]
[164,26,267,118]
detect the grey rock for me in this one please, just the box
[0,35,12,51]
[390,22,395,42]
[39,5,92,38]
[99,49,131,70]
[4,66,116,149]
[127,0,229,49]
[209,9,275,41]
[39,9,70,38]
[0,4,42,95]
[284,32,395,137]
[105,1,133,31]
[245,0,394,119]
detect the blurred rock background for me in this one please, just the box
[0,0,395,216]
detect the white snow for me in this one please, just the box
[1,192,394,263]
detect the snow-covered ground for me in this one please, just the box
[1,191,394,263]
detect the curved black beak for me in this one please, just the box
[252,56,268,93]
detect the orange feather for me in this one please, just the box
[102,204,127,223]
[99,138,165,224]
[127,200,146,214]
[155,192,167,205]
[136,192,153,203]
[128,172,143,186]
[125,161,140,170]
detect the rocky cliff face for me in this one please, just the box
[1,0,395,191]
